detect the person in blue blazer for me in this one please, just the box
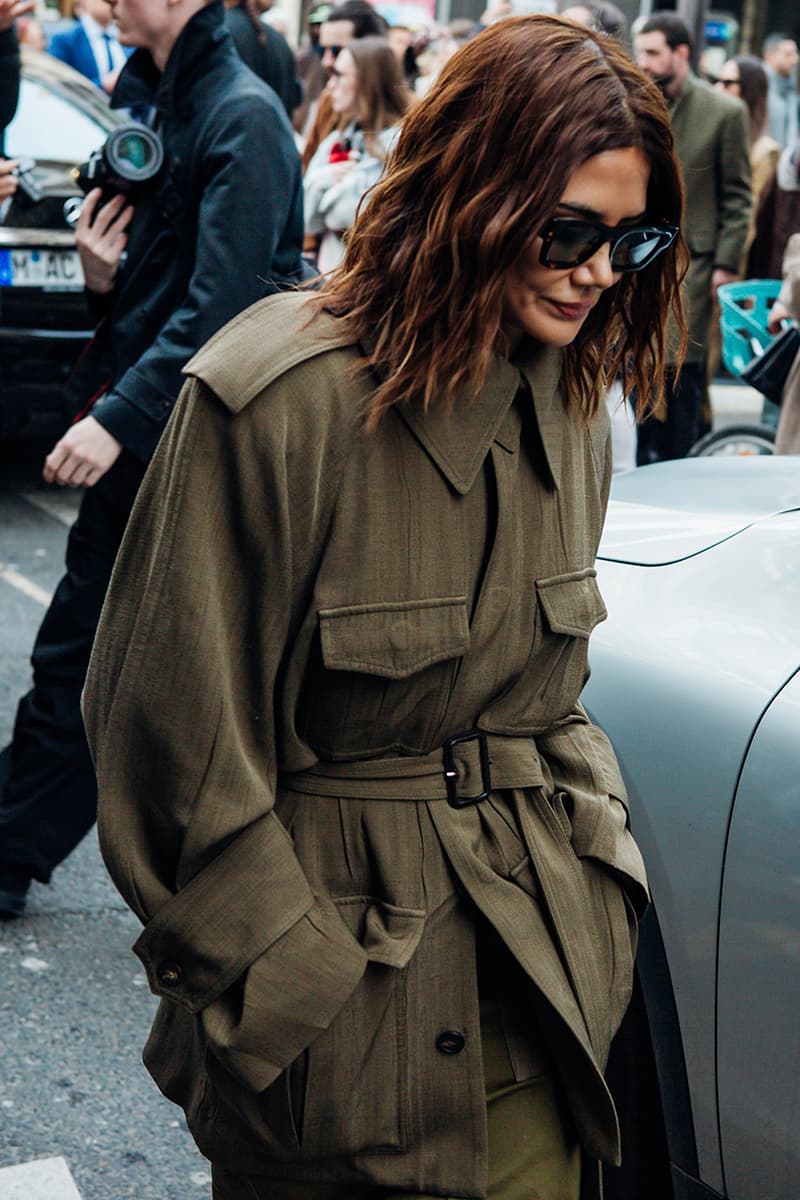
[48,0,131,93]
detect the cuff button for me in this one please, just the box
[157,962,182,987]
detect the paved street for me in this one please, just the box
[0,440,212,1200]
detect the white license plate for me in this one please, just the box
[0,247,84,291]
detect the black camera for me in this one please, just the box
[64,123,164,225]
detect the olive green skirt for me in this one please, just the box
[211,987,581,1200]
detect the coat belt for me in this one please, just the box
[278,730,546,805]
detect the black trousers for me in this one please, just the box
[0,452,145,881]
[636,361,705,465]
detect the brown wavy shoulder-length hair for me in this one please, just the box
[311,14,687,425]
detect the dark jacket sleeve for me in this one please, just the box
[0,27,20,156]
[261,23,302,117]
[91,93,303,461]
[225,9,299,117]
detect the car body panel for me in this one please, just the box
[717,668,800,1200]
[583,458,800,1198]
[600,458,800,564]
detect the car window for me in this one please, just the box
[5,79,108,163]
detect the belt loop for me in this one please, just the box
[442,729,491,809]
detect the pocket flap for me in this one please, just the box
[536,570,607,638]
[319,597,470,679]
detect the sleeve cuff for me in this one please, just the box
[133,810,317,1012]
[133,810,369,1092]
[92,391,163,462]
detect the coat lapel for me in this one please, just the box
[397,340,565,495]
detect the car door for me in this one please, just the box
[717,668,800,1200]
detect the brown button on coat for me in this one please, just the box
[83,293,649,1200]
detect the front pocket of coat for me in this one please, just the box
[517,569,607,729]
[301,597,470,756]
[298,953,409,1157]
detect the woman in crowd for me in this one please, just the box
[715,55,781,225]
[304,35,410,270]
[84,15,685,1200]
[704,56,782,411]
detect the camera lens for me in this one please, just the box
[105,124,164,183]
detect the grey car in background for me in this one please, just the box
[585,457,800,1200]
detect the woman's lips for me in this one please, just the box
[546,299,594,320]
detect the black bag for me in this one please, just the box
[741,322,800,404]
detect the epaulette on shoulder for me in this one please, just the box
[184,292,351,413]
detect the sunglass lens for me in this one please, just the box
[610,228,670,271]
[545,222,599,268]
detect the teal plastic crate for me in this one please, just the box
[717,279,782,377]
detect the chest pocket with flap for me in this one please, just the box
[487,568,607,733]
[529,568,606,725]
[300,597,470,757]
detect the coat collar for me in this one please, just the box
[112,1,230,116]
[395,339,565,495]
[187,295,566,492]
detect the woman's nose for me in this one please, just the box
[572,242,617,289]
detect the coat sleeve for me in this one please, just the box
[304,127,396,237]
[535,705,649,916]
[713,100,752,273]
[303,132,339,235]
[536,410,648,917]
[315,145,393,233]
[83,369,367,1093]
[91,93,303,462]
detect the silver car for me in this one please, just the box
[584,456,800,1200]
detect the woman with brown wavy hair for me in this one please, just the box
[84,14,686,1200]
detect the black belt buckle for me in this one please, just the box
[443,729,491,809]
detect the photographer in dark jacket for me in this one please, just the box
[0,0,305,917]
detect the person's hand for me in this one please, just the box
[328,159,355,183]
[75,188,134,295]
[0,0,35,31]
[0,159,18,201]
[101,67,122,95]
[711,267,738,298]
[767,299,790,335]
[43,417,122,487]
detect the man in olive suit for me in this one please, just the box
[635,12,752,462]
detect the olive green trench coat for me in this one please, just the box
[83,294,648,1199]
